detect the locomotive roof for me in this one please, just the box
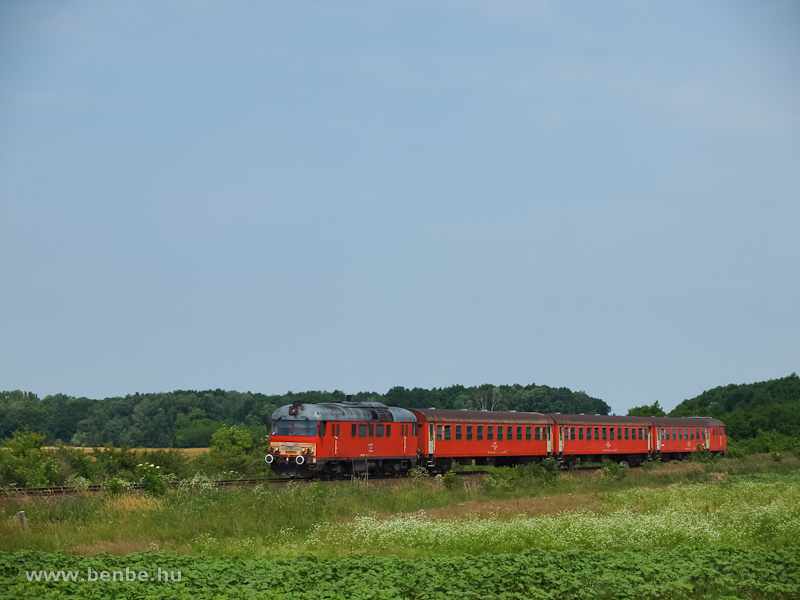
[550,414,652,426]
[271,402,416,423]
[411,408,552,424]
[651,416,726,427]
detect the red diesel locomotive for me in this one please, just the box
[267,400,727,477]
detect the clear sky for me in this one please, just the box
[1,1,798,416]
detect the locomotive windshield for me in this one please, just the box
[271,420,319,437]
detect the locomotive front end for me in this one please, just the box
[267,402,321,477]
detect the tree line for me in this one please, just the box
[0,383,610,448]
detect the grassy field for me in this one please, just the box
[3,454,799,599]
[1,454,798,559]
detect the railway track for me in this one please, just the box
[0,466,613,497]
[0,477,292,496]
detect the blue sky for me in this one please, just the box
[1,1,798,415]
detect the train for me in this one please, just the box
[265,398,727,478]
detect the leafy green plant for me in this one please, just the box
[442,470,460,490]
[601,458,629,480]
[407,465,428,486]
[102,475,131,495]
[641,458,660,471]
[138,462,167,496]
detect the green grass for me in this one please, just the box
[1,455,798,559]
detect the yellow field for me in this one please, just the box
[40,447,209,456]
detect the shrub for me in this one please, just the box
[138,463,168,496]
[442,470,460,490]
[690,448,716,463]
[482,466,520,491]
[65,474,91,491]
[601,458,629,480]
[407,465,428,486]
[102,475,132,496]
[0,430,62,487]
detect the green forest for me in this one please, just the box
[0,384,609,448]
[2,374,798,453]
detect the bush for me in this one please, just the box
[516,460,559,486]
[482,466,520,491]
[138,463,168,496]
[407,465,428,486]
[601,458,629,480]
[0,430,62,487]
[690,448,717,463]
[442,470,460,490]
[102,475,132,496]
[65,474,91,491]
[208,425,270,477]
[641,459,660,472]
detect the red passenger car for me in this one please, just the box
[652,417,727,459]
[552,414,654,464]
[410,409,554,470]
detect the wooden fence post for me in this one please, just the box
[16,511,28,532]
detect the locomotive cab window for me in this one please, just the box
[272,420,319,437]
[271,420,293,436]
